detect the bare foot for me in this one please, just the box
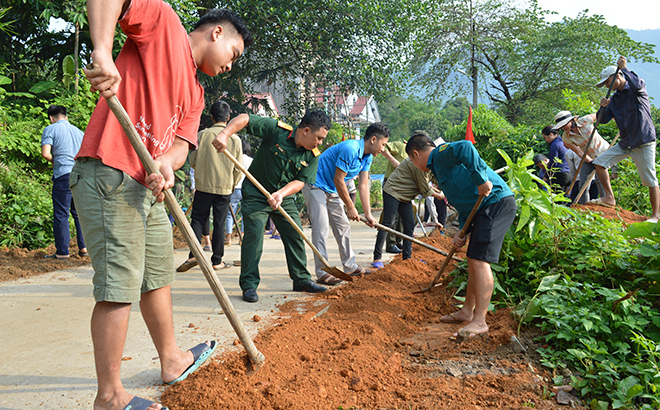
[440,310,473,324]
[160,340,212,384]
[453,321,489,339]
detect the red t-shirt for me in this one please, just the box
[77,0,204,185]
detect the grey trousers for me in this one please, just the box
[302,184,358,279]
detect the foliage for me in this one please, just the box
[379,96,470,140]
[412,0,658,125]
[533,277,660,409]
[610,159,655,218]
[0,161,54,249]
[194,0,420,117]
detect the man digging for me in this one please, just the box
[407,134,516,341]
[71,1,252,409]
[591,56,660,223]
[212,110,331,303]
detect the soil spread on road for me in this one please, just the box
[161,230,574,410]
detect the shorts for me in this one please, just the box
[69,158,175,303]
[593,141,658,187]
[467,195,517,264]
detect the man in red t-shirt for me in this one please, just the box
[70,1,252,409]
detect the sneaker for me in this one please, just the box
[371,261,384,269]
[385,245,402,254]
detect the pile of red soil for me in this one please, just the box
[574,203,648,226]
[162,231,571,409]
[0,241,89,282]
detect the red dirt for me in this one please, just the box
[0,240,89,282]
[574,203,648,226]
[161,230,575,410]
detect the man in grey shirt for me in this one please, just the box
[41,105,87,258]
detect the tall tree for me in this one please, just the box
[412,0,658,125]
[194,0,419,118]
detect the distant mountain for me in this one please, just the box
[625,29,660,104]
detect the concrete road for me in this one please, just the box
[0,216,426,409]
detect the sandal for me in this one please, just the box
[348,266,373,277]
[213,261,232,270]
[316,273,342,286]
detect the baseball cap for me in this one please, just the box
[596,66,618,87]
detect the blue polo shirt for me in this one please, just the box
[41,119,84,179]
[313,139,372,194]
[428,140,513,228]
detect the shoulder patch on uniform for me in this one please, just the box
[438,143,449,152]
[312,148,321,157]
[277,120,293,131]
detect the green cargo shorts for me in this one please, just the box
[70,158,174,303]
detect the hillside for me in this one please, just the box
[626,29,660,101]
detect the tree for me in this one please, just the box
[412,0,658,125]
[194,0,420,119]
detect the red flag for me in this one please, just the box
[465,106,475,144]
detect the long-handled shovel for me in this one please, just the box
[565,67,620,196]
[359,216,462,262]
[105,95,266,368]
[220,151,354,282]
[415,194,485,294]
[229,205,243,244]
[572,132,620,206]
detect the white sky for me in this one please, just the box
[534,0,660,30]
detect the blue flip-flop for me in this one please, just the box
[123,396,169,410]
[166,341,217,385]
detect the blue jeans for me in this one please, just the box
[54,173,85,256]
[225,188,243,234]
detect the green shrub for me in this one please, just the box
[0,162,54,249]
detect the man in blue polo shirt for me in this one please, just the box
[302,123,390,285]
[41,105,87,259]
[541,125,571,193]
[407,134,516,342]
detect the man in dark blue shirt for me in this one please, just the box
[541,125,571,193]
[593,56,659,222]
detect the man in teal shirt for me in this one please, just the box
[213,110,331,302]
[407,134,516,341]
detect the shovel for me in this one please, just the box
[220,150,353,282]
[359,216,462,262]
[565,66,620,196]
[572,132,620,206]
[105,95,265,368]
[415,194,485,294]
[228,204,243,244]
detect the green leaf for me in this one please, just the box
[537,274,560,293]
[29,81,57,94]
[0,75,11,86]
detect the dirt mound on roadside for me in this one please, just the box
[162,230,571,410]
[574,203,648,226]
[0,241,90,282]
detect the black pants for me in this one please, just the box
[189,190,231,265]
[374,192,415,260]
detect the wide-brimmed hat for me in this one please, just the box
[596,65,618,87]
[551,111,574,131]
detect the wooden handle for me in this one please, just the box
[427,194,485,289]
[221,150,335,269]
[106,95,265,367]
[566,67,620,195]
[360,216,462,262]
